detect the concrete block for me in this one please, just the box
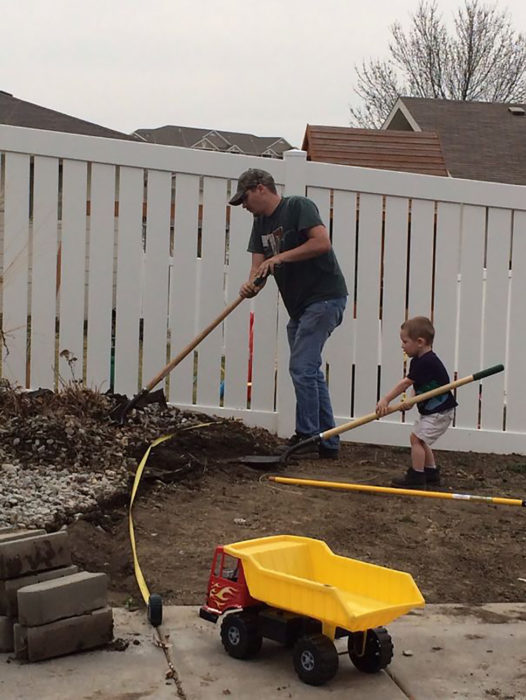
[18,572,108,627]
[0,529,46,545]
[0,615,14,652]
[0,564,79,617]
[0,531,71,580]
[14,607,113,662]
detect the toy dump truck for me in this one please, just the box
[199,535,424,686]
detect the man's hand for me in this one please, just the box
[239,277,266,298]
[255,254,283,279]
[376,397,389,417]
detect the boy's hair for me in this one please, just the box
[401,316,435,344]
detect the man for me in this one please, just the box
[230,168,347,459]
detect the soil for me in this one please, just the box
[66,421,526,609]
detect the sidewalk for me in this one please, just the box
[1,603,524,699]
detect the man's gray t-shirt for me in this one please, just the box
[248,196,348,319]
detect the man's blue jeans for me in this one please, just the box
[286,297,347,450]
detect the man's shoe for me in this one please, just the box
[319,445,339,460]
[277,433,318,456]
[391,468,427,489]
[425,466,442,486]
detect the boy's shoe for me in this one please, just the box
[319,445,339,460]
[391,468,427,489]
[425,466,442,486]
[277,433,318,456]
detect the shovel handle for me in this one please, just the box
[145,297,244,390]
[320,363,504,441]
[145,275,266,390]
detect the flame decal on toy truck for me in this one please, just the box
[209,583,238,606]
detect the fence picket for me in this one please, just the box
[481,208,511,430]
[30,156,59,388]
[407,198,435,317]
[455,205,486,428]
[250,285,280,415]
[141,170,172,389]
[113,166,144,394]
[380,196,409,415]
[195,176,228,407]
[506,211,526,433]
[169,173,200,405]
[2,153,30,386]
[354,193,383,416]
[86,163,115,390]
[58,159,87,384]
[433,202,461,378]
[223,202,252,409]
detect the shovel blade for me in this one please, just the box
[109,389,167,424]
[238,455,285,469]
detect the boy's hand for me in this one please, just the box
[399,400,412,412]
[376,397,389,417]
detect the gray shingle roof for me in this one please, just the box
[384,97,526,185]
[0,90,135,140]
[133,125,293,157]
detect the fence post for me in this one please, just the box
[283,148,308,196]
[276,150,309,438]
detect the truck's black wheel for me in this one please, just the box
[220,612,262,659]
[147,594,163,627]
[293,633,339,686]
[348,627,393,673]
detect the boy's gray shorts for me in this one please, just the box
[412,408,454,445]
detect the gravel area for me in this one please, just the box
[0,385,253,530]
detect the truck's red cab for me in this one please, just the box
[199,545,260,623]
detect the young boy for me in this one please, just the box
[376,316,457,488]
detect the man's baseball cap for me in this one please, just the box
[229,168,275,206]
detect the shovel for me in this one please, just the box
[110,276,265,424]
[240,364,504,467]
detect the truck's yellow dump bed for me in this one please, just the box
[225,535,424,632]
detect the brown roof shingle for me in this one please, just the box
[302,125,448,176]
[385,97,526,185]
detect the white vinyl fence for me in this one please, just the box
[1,124,525,454]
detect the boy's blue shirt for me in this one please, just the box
[408,350,458,415]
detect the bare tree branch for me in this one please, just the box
[350,0,526,128]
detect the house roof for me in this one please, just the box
[302,125,448,176]
[134,125,293,157]
[383,97,526,185]
[0,90,135,140]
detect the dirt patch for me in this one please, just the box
[1,386,524,608]
[66,428,526,608]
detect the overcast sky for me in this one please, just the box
[2,0,526,146]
